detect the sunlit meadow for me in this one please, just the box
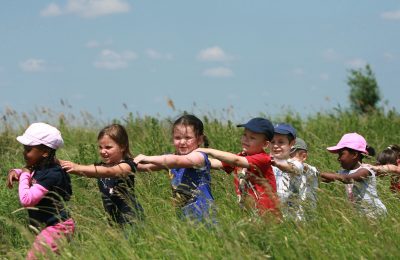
[1,104,400,259]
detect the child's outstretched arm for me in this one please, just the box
[209,158,224,169]
[60,160,132,178]
[134,151,205,169]
[366,164,400,175]
[196,148,249,168]
[272,159,302,176]
[320,168,370,184]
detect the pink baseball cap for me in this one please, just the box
[327,132,368,154]
[17,122,64,150]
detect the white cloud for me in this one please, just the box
[381,10,400,20]
[345,58,367,69]
[20,59,46,72]
[292,68,305,76]
[40,0,131,18]
[67,0,130,18]
[384,52,395,61]
[203,67,233,78]
[40,3,62,17]
[197,46,232,62]
[94,49,137,70]
[146,49,173,60]
[322,48,339,61]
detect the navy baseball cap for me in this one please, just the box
[237,117,274,141]
[274,123,297,138]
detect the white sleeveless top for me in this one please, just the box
[338,166,386,217]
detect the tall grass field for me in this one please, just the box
[1,109,400,259]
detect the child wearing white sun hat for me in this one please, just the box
[7,122,74,259]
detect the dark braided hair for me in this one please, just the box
[31,144,57,170]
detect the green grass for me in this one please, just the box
[1,109,400,259]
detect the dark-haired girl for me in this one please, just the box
[369,144,400,192]
[133,114,215,223]
[321,133,386,218]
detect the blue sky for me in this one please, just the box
[1,1,399,122]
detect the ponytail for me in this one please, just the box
[366,145,376,157]
[203,135,209,148]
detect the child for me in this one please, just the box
[369,145,400,192]
[320,133,387,218]
[196,117,279,217]
[61,124,144,226]
[270,123,304,219]
[133,114,214,222]
[289,138,319,207]
[6,122,74,259]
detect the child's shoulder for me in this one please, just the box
[34,164,71,187]
[120,158,137,172]
[36,164,65,176]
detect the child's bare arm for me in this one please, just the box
[196,148,249,168]
[368,164,400,175]
[60,160,132,178]
[321,168,370,184]
[272,159,302,175]
[209,158,224,169]
[134,151,205,169]
[136,162,165,172]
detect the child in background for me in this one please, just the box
[270,123,303,219]
[289,138,319,217]
[133,114,215,222]
[321,133,387,218]
[369,145,400,192]
[6,123,74,259]
[61,124,144,226]
[197,117,279,217]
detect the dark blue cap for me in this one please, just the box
[237,117,274,141]
[274,123,297,138]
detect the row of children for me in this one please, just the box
[5,115,400,259]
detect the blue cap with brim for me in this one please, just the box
[274,123,297,138]
[237,117,274,141]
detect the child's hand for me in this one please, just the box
[60,160,79,173]
[133,154,149,165]
[271,158,276,166]
[6,170,20,189]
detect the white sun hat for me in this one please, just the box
[16,122,64,150]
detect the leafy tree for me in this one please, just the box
[347,64,381,114]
